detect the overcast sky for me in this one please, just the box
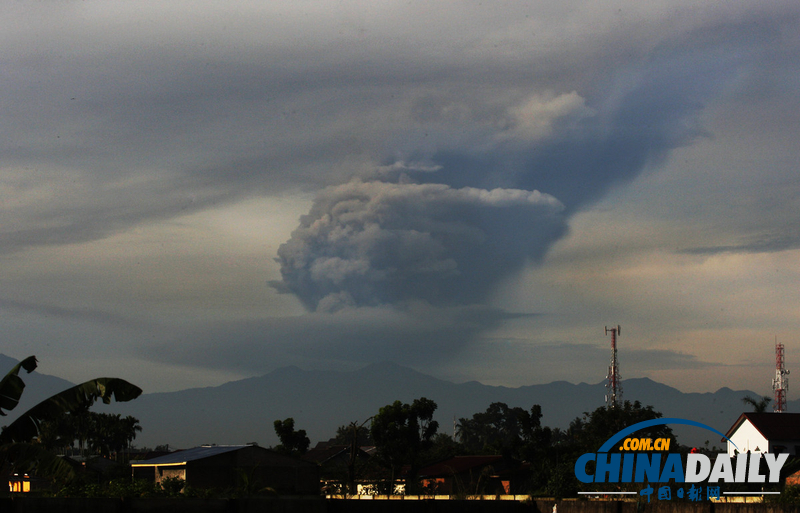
[1,1,798,399]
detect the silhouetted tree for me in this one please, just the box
[564,400,674,454]
[334,424,373,446]
[273,417,310,455]
[423,432,463,463]
[742,395,772,413]
[457,402,548,458]
[88,413,142,460]
[36,414,76,454]
[549,400,674,496]
[371,397,438,494]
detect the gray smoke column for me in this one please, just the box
[273,180,565,311]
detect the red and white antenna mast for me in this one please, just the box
[605,325,622,408]
[773,339,789,412]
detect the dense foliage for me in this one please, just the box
[273,417,311,455]
[370,397,439,493]
[458,402,549,459]
[334,398,679,496]
[38,410,142,459]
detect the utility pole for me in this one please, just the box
[347,416,373,495]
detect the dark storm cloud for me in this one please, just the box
[271,181,566,311]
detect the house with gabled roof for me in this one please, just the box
[131,444,319,494]
[724,413,800,457]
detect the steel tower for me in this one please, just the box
[605,325,622,408]
[773,341,789,412]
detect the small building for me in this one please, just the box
[131,444,319,495]
[418,455,530,495]
[6,473,50,493]
[724,412,800,457]
[7,473,31,493]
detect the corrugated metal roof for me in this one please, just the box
[131,445,252,466]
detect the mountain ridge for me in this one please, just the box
[0,354,785,451]
[94,361,783,450]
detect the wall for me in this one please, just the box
[158,466,187,486]
[728,422,768,457]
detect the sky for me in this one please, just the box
[1,1,798,399]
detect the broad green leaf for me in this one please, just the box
[0,356,38,416]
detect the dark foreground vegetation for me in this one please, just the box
[2,356,800,507]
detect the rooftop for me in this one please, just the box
[130,445,253,466]
[725,413,800,441]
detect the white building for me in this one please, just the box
[724,412,800,457]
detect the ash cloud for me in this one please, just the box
[271,181,566,311]
[272,35,738,313]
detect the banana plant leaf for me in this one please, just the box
[0,356,38,416]
[0,377,142,444]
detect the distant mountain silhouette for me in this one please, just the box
[0,355,782,450]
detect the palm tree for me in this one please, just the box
[86,412,142,460]
[121,415,143,460]
[0,355,142,481]
[741,395,772,413]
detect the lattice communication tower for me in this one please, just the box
[605,325,622,408]
[773,341,789,413]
